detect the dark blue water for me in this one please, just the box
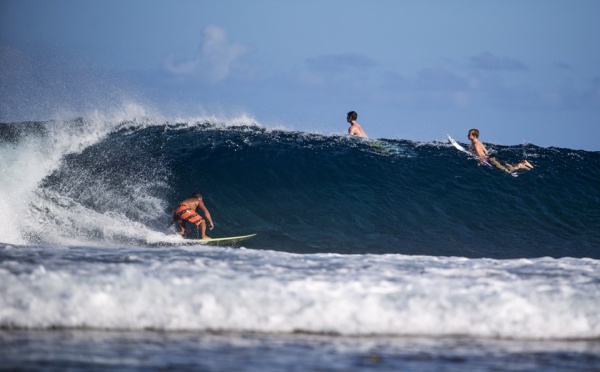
[26,120,600,258]
[1,118,599,371]
[2,330,599,371]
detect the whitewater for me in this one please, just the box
[1,108,599,370]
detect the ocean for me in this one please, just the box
[1,113,599,370]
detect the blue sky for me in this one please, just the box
[1,0,599,150]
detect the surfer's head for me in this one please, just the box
[191,191,203,199]
[468,129,479,139]
[347,111,357,122]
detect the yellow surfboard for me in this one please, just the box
[183,233,256,246]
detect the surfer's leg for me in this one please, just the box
[180,220,198,239]
[506,160,533,172]
[519,160,534,169]
[175,220,186,235]
[488,157,511,172]
[199,220,211,240]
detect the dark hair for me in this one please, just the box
[468,129,480,138]
[347,111,357,121]
[191,191,203,199]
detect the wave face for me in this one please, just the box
[1,117,599,258]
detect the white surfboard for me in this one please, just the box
[447,134,470,154]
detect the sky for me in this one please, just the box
[1,0,599,150]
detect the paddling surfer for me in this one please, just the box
[467,129,533,172]
[347,111,368,138]
[168,191,214,239]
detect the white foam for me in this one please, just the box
[0,249,598,340]
[0,102,170,245]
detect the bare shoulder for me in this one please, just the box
[348,122,367,138]
[181,197,200,207]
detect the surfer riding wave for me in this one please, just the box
[168,191,214,239]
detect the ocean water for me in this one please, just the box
[1,113,599,370]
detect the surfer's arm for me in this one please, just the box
[196,201,214,230]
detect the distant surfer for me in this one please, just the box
[468,129,533,172]
[347,111,368,138]
[168,191,214,239]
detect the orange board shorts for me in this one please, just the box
[173,205,204,226]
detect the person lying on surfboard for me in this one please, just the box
[346,111,368,138]
[468,129,533,173]
[167,191,214,239]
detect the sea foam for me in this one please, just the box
[1,246,598,340]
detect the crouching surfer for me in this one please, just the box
[468,129,533,173]
[168,191,214,239]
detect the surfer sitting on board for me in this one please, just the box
[167,191,214,239]
[468,129,533,173]
[347,111,368,138]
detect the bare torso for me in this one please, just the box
[469,139,488,159]
[348,121,368,138]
